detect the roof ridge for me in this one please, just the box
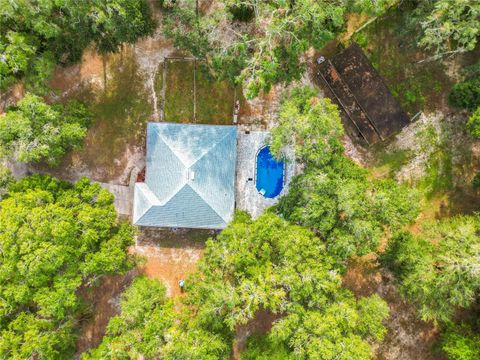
[187,129,235,222]
[152,124,190,167]
[188,126,236,169]
[184,183,227,223]
[134,183,161,224]
[136,184,227,228]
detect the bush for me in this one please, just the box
[466,107,480,138]
[441,325,480,360]
[449,78,480,111]
[472,172,480,190]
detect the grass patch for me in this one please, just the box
[353,3,453,115]
[154,62,164,105]
[419,148,453,198]
[195,65,235,124]
[164,60,194,122]
[370,148,414,179]
[61,49,152,182]
[414,124,454,198]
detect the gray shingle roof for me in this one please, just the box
[133,123,237,229]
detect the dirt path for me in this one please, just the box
[134,228,210,295]
[342,258,444,360]
[233,310,279,359]
[135,243,204,297]
[75,270,139,358]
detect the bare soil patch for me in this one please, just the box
[343,258,444,360]
[233,310,279,360]
[134,228,212,297]
[0,82,24,114]
[74,270,139,358]
[38,46,152,184]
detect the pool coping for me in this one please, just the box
[235,130,295,219]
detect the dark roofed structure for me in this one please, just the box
[317,43,410,145]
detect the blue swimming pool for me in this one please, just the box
[256,146,284,198]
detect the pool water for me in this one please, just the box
[256,146,284,198]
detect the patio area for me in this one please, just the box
[235,130,295,219]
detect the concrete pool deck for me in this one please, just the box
[235,130,295,219]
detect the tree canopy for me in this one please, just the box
[83,276,177,359]
[85,211,389,359]
[272,87,420,262]
[419,0,480,57]
[0,93,91,166]
[0,0,155,91]
[441,325,480,360]
[159,0,397,98]
[0,175,134,359]
[381,215,480,324]
[270,87,344,167]
[189,212,389,359]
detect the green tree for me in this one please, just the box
[441,325,480,360]
[273,88,420,261]
[270,87,344,167]
[419,0,480,57]
[0,0,155,91]
[381,215,480,324]
[186,212,389,359]
[0,175,135,359]
[267,294,389,360]
[0,93,91,166]
[83,276,176,359]
[159,0,394,98]
[90,0,156,54]
[0,31,36,89]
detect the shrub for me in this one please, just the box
[466,106,480,138]
[449,78,480,111]
[472,172,480,189]
[441,325,480,360]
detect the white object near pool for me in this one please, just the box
[259,188,266,196]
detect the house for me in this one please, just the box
[133,123,237,229]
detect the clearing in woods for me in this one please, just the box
[161,58,239,124]
[164,59,195,122]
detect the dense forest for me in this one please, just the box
[0,0,479,359]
